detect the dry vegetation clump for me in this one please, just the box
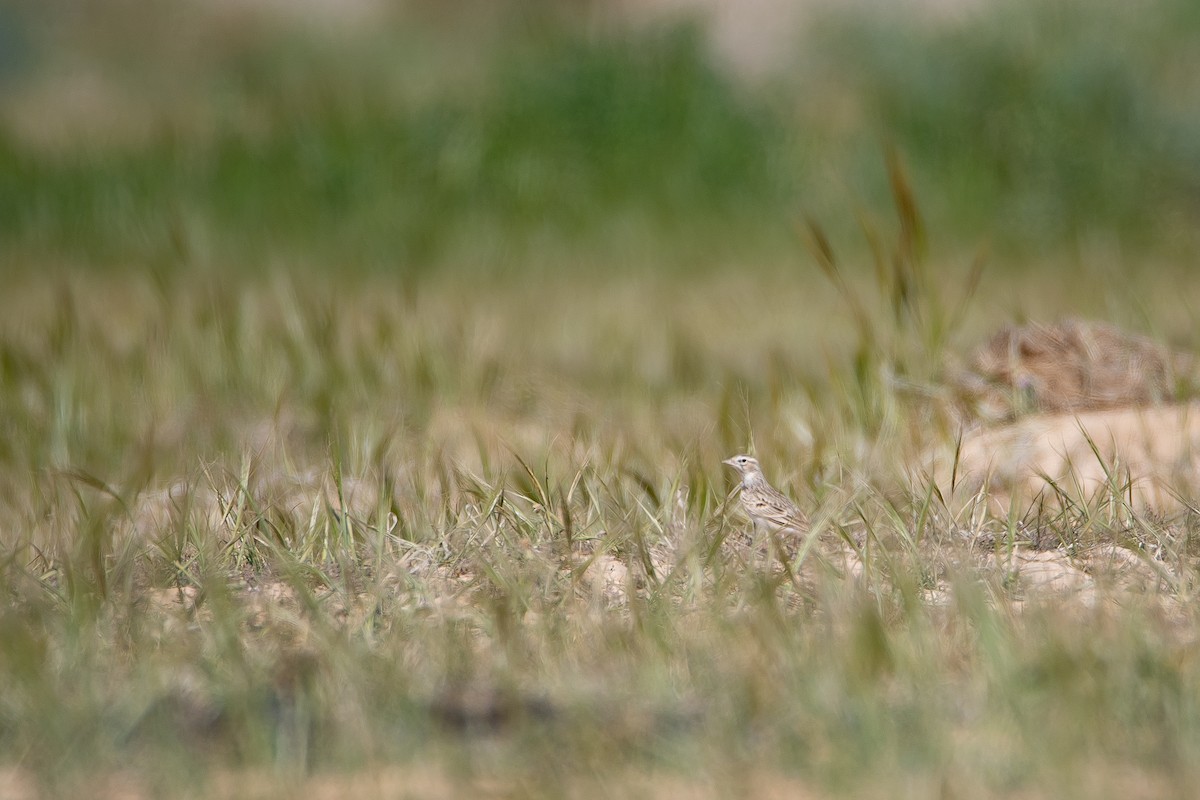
[950,318,1197,424]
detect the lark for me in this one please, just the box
[722,454,808,534]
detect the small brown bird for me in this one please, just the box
[722,454,808,534]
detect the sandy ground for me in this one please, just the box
[942,403,1200,513]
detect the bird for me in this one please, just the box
[722,454,808,535]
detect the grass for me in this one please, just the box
[3,250,1200,798]
[4,0,1200,797]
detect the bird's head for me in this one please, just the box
[722,454,761,475]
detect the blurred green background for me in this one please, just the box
[3,0,1198,276]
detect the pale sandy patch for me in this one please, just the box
[937,403,1200,513]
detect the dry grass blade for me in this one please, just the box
[801,216,875,343]
[886,145,926,263]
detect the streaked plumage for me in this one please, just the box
[722,454,808,533]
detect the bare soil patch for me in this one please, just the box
[943,402,1200,513]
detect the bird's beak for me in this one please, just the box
[722,458,737,468]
